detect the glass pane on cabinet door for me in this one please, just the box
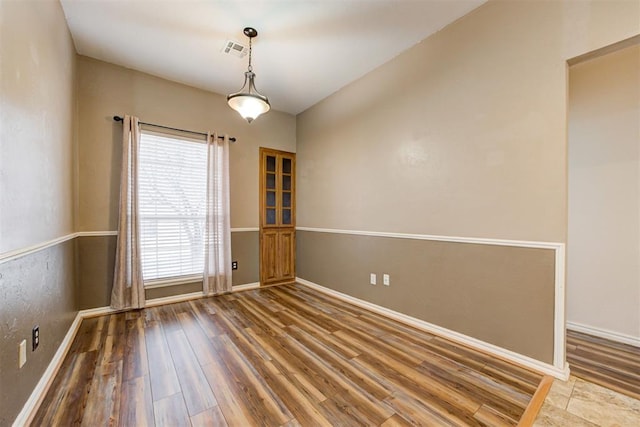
[282,157,292,174]
[266,156,276,172]
[282,209,291,225]
[266,191,276,207]
[266,173,276,189]
[282,192,291,208]
[282,175,291,191]
[266,208,276,224]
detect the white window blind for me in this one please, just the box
[138,130,208,282]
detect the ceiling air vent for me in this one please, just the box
[222,40,248,58]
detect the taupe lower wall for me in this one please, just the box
[0,241,77,426]
[75,236,117,310]
[75,231,259,308]
[231,231,259,286]
[146,282,203,300]
[296,230,556,364]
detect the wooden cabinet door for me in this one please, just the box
[278,229,295,281]
[260,229,279,283]
[259,148,296,286]
[259,229,295,285]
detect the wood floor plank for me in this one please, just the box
[567,329,640,400]
[380,413,415,427]
[215,333,294,425]
[118,375,155,427]
[384,390,469,427]
[30,352,80,425]
[249,326,349,398]
[187,299,220,339]
[415,354,530,418]
[353,352,484,426]
[260,360,334,427]
[286,324,392,400]
[275,308,360,358]
[195,303,332,426]
[123,314,149,381]
[176,311,222,368]
[474,403,517,427]
[155,304,183,334]
[190,406,228,427]
[359,311,437,343]
[166,329,218,416]
[49,350,99,426]
[71,317,99,354]
[201,349,257,426]
[144,322,181,401]
[81,361,123,426]
[338,331,484,415]
[34,283,545,427]
[153,393,190,427]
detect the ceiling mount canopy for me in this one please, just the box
[227,27,270,123]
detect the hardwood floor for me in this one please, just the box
[566,329,640,400]
[33,284,544,426]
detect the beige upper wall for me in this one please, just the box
[296,0,640,243]
[0,0,76,253]
[75,56,296,231]
[568,45,640,338]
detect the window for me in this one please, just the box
[138,130,208,283]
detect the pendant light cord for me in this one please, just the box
[248,36,253,72]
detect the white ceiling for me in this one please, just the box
[60,0,486,115]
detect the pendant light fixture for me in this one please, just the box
[227,27,270,123]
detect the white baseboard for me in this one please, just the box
[232,282,260,292]
[78,305,122,318]
[296,277,570,381]
[12,313,84,427]
[567,321,640,348]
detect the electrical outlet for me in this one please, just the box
[370,273,377,285]
[232,261,238,270]
[383,274,390,286]
[19,340,26,368]
[32,325,39,351]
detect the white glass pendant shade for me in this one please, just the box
[227,71,270,123]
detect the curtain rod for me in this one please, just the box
[112,116,236,143]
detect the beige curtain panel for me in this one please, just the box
[203,132,232,296]
[111,115,145,310]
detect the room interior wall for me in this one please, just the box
[74,56,296,306]
[295,0,640,366]
[0,1,77,425]
[567,44,640,340]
